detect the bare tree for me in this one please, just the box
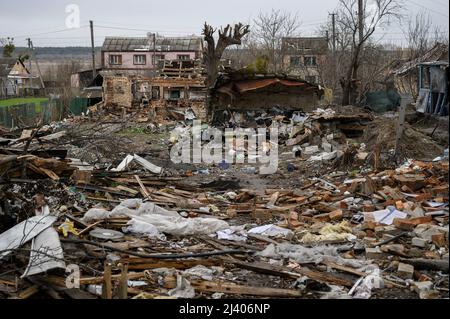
[202,22,250,88]
[404,11,432,59]
[251,9,301,72]
[337,0,403,105]
[42,60,83,118]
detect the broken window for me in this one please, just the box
[304,56,317,66]
[177,55,190,61]
[290,56,301,67]
[169,89,181,100]
[152,54,165,65]
[420,66,431,90]
[109,55,122,65]
[133,55,146,65]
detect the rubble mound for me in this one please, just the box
[364,118,444,161]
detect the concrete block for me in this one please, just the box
[322,142,333,153]
[365,247,384,260]
[304,146,319,155]
[398,262,414,279]
[411,237,428,248]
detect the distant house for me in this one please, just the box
[281,37,329,84]
[101,36,204,76]
[0,58,40,97]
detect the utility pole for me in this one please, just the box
[329,12,338,91]
[153,33,156,67]
[358,0,364,45]
[29,40,45,90]
[90,20,96,80]
[329,12,337,53]
[27,38,33,96]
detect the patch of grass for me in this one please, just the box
[0,97,49,108]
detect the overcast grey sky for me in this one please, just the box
[0,0,448,47]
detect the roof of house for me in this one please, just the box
[102,36,203,52]
[214,72,323,95]
[0,57,18,77]
[391,43,449,76]
[282,37,329,55]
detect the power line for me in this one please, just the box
[406,0,449,18]
[426,0,449,8]
[6,25,90,39]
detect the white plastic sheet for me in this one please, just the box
[83,199,229,236]
[248,224,294,240]
[0,215,57,260]
[21,227,66,278]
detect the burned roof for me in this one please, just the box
[214,72,323,95]
[102,36,203,52]
[392,43,449,76]
[282,37,329,55]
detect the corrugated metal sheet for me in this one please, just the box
[234,78,308,93]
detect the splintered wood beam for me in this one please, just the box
[163,276,303,298]
[135,175,151,199]
[102,263,112,299]
[117,263,128,299]
[15,285,39,299]
[227,259,354,287]
[121,258,221,270]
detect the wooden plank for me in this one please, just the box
[247,233,279,244]
[118,263,128,299]
[121,258,221,270]
[163,276,303,297]
[322,261,367,277]
[102,263,112,299]
[15,285,39,299]
[135,175,151,199]
[44,272,146,287]
[228,259,354,287]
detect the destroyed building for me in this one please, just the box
[101,36,204,76]
[391,43,449,116]
[281,37,329,84]
[210,72,324,123]
[102,74,207,120]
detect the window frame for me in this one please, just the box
[169,89,181,100]
[304,56,317,66]
[133,54,147,65]
[152,54,166,65]
[109,54,122,65]
[177,54,190,61]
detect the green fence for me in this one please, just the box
[69,97,89,115]
[0,98,90,128]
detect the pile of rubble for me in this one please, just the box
[0,105,448,300]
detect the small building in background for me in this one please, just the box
[391,43,449,116]
[0,58,41,97]
[281,37,329,85]
[416,61,448,116]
